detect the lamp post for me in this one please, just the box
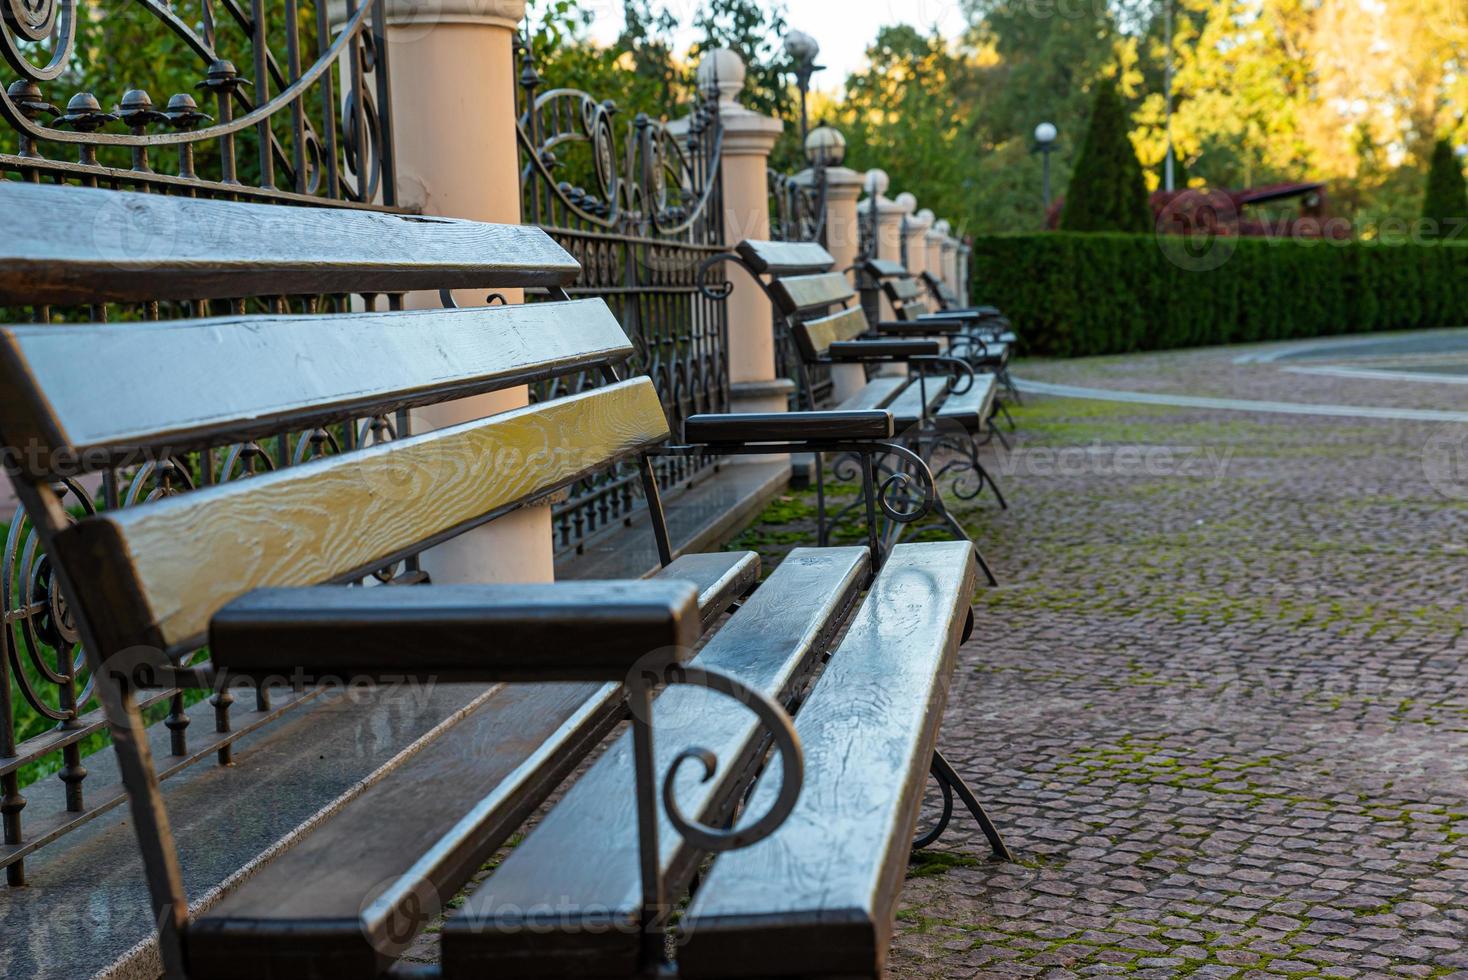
[784,30,823,144]
[1034,121,1058,219]
[1164,0,1176,191]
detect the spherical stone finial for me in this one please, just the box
[895,191,918,214]
[864,168,889,197]
[697,48,747,103]
[917,208,936,224]
[805,124,846,167]
[935,219,952,236]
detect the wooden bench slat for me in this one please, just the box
[441,546,873,980]
[769,273,855,316]
[0,300,632,477]
[186,552,759,979]
[677,542,979,979]
[935,374,997,430]
[882,376,949,428]
[864,259,907,279]
[794,307,869,358]
[833,376,908,413]
[57,379,671,654]
[886,276,924,303]
[734,240,835,276]
[0,182,580,305]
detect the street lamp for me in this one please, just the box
[784,30,824,143]
[805,124,846,168]
[1034,121,1058,218]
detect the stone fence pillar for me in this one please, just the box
[799,126,866,404]
[937,220,959,297]
[368,0,554,583]
[898,195,930,279]
[677,50,788,422]
[922,210,946,287]
[858,170,905,323]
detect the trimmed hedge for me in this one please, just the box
[970,233,1468,358]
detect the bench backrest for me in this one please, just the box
[921,270,960,307]
[864,259,935,320]
[736,240,871,364]
[0,182,665,663]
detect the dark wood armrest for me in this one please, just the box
[875,320,965,336]
[683,410,894,446]
[826,339,941,361]
[210,581,701,684]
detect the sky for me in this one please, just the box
[582,0,971,91]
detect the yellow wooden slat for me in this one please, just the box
[795,307,869,357]
[60,380,669,652]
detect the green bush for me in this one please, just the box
[970,233,1468,357]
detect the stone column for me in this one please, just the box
[957,241,973,306]
[936,220,959,297]
[857,169,905,323]
[923,212,947,289]
[676,50,788,421]
[898,196,931,279]
[366,0,553,584]
[800,133,866,404]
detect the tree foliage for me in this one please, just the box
[1422,139,1468,240]
[1060,80,1153,232]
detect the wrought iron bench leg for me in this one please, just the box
[932,496,999,587]
[920,750,1013,862]
[995,398,1017,432]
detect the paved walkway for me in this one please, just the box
[734,332,1468,978]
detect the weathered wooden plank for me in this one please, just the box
[0,300,632,477]
[187,552,759,979]
[210,580,701,683]
[886,276,925,304]
[734,240,835,276]
[678,542,979,980]
[0,182,581,305]
[833,376,908,413]
[935,374,997,430]
[441,547,873,980]
[769,272,855,316]
[864,259,907,279]
[882,376,950,429]
[793,307,869,358]
[56,380,671,654]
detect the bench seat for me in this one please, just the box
[678,542,978,979]
[832,375,907,413]
[186,551,759,979]
[441,547,870,979]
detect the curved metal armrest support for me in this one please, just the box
[910,354,979,396]
[645,665,804,852]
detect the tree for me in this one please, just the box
[1060,80,1153,232]
[1422,139,1468,240]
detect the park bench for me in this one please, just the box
[0,180,1011,979]
[866,259,1022,407]
[918,269,1016,343]
[709,239,1008,583]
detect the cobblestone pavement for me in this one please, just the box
[732,339,1468,978]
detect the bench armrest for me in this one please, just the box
[826,339,941,361]
[209,581,701,684]
[874,320,966,336]
[683,410,894,446]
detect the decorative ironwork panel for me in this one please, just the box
[0,0,401,883]
[0,0,397,204]
[515,35,730,555]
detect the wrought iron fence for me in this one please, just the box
[515,35,731,555]
[0,0,398,884]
